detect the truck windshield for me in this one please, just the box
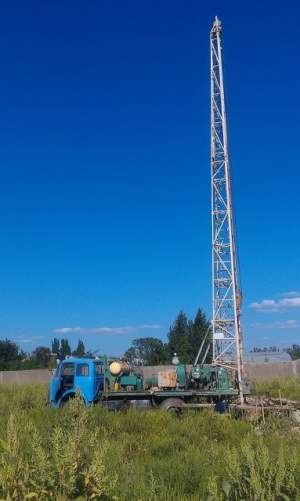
[62,363,75,376]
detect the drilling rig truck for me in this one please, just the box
[49,18,253,413]
[49,355,243,411]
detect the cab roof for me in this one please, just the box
[61,357,97,364]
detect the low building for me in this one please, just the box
[244,350,292,363]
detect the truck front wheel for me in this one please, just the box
[159,398,185,415]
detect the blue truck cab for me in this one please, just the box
[49,357,105,408]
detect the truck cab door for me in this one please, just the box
[94,361,104,396]
[49,364,62,407]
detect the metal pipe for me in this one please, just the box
[200,343,211,366]
[193,325,211,366]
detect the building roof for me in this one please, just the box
[244,351,292,363]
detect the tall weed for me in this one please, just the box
[208,439,297,501]
[0,385,299,499]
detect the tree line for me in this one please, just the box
[124,309,212,365]
[0,308,300,370]
[251,346,280,353]
[250,345,300,360]
[0,309,211,370]
[0,338,87,371]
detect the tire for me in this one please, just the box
[60,393,85,408]
[60,395,74,407]
[159,398,185,415]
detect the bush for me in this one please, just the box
[208,439,297,500]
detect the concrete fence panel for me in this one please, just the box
[0,369,51,385]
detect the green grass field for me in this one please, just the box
[0,383,299,500]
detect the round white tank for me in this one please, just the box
[109,361,122,376]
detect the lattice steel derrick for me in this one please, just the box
[210,17,243,400]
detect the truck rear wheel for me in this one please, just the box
[159,398,185,415]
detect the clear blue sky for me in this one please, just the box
[0,1,299,355]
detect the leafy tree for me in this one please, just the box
[32,346,51,367]
[73,339,85,357]
[85,350,96,358]
[124,346,139,364]
[188,309,212,364]
[60,338,71,358]
[124,337,168,365]
[51,338,60,355]
[123,308,213,366]
[167,311,191,363]
[51,338,71,360]
[0,339,25,369]
[287,344,300,361]
[0,339,22,363]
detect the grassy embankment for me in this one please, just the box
[0,383,299,500]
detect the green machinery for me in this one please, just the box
[104,359,143,391]
[103,358,237,396]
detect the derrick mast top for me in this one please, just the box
[210,17,244,402]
